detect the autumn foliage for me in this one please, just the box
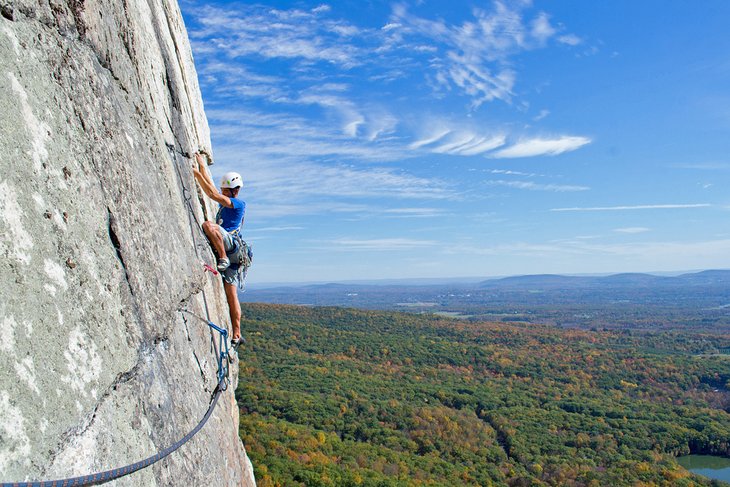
[237,303,730,486]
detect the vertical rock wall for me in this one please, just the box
[0,0,255,485]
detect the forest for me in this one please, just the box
[236,303,730,486]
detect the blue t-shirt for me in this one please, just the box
[217,198,245,233]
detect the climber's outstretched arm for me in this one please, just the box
[192,152,233,208]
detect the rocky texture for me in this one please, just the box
[0,1,255,485]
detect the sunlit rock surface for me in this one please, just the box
[0,1,255,484]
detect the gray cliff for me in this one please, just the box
[0,0,255,485]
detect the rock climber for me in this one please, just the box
[192,151,245,346]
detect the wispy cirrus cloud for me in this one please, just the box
[243,160,455,202]
[533,109,550,121]
[248,226,305,232]
[558,34,582,46]
[388,2,579,106]
[189,4,363,67]
[383,207,446,218]
[206,106,408,163]
[248,202,371,219]
[434,134,507,156]
[486,180,589,192]
[325,238,437,251]
[614,227,651,234]
[409,129,453,149]
[408,124,507,156]
[187,3,590,160]
[489,169,544,177]
[195,61,287,101]
[410,129,592,160]
[551,204,711,212]
[672,162,730,170]
[490,136,591,158]
[203,107,458,221]
[451,238,730,262]
[188,2,581,110]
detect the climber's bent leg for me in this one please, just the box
[202,220,226,257]
[203,221,236,268]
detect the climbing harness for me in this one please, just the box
[229,234,253,291]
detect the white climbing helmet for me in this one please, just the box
[220,171,243,189]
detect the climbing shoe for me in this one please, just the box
[217,257,230,271]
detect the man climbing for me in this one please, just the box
[192,151,245,346]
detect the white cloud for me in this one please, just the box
[382,22,401,32]
[297,93,349,108]
[199,107,458,223]
[558,34,582,46]
[614,227,651,234]
[361,110,399,142]
[447,60,516,106]
[673,162,730,170]
[431,133,481,153]
[188,1,581,123]
[383,208,446,218]
[241,160,454,203]
[533,109,550,121]
[194,61,287,102]
[248,202,371,219]
[531,13,556,45]
[190,5,363,68]
[389,2,575,105]
[205,107,457,213]
[292,86,399,141]
[343,118,365,137]
[189,3,585,161]
[207,106,407,163]
[458,136,507,155]
[312,5,331,14]
[249,226,305,232]
[486,180,589,192]
[489,169,541,177]
[490,135,591,158]
[410,129,452,149]
[410,126,505,156]
[453,238,730,263]
[326,237,437,251]
[551,204,711,212]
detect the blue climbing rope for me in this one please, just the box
[206,319,231,390]
[1,319,232,487]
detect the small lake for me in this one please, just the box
[677,455,730,484]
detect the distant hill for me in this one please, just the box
[478,270,730,289]
[677,269,730,285]
[478,273,596,289]
[243,270,730,332]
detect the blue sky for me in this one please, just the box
[180,1,730,283]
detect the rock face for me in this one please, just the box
[0,1,255,485]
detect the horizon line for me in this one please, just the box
[245,268,728,289]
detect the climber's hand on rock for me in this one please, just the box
[194,152,205,168]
